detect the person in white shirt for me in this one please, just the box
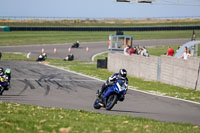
[124,45,129,55]
[181,46,191,60]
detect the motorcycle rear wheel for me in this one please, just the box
[93,99,101,109]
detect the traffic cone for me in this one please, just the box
[86,47,89,52]
[54,48,56,54]
[41,48,44,54]
[68,48,71,53]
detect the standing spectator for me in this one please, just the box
[141,46,149,57]
[176,46,180,54]
[129,47,135,55]
[124,45,129,55]
[133,47,137,54]
[191,30,196,41]
[181,46,191,60]
[137,48,142,55]
[167,47,174,56]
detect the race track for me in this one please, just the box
[1,38,200,125]
[0,60,200,125]
[0,39,190,61]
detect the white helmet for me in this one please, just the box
[119,69,127,79]
[0,67,4,76]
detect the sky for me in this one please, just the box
[1,0,200,19]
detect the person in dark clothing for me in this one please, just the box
[72,41,80,48]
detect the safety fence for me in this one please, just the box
[1,16,200,31]
[9,26,200,31]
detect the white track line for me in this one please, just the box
[91,51,109,61]
[42,63,200,105]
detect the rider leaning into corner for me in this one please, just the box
[0,67,5,78]
[0,67,11,83]
[98,69,128,101]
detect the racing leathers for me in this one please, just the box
[99,73,128,98]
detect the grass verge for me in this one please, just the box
[0,52,36,61]
[0,30,200,46]
[1,53,200,132]
[0,102,199,133]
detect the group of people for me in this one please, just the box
[124,45,191,60]
[167,46,191,60]
[124,46,149,57]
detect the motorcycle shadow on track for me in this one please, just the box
[0,94,28,101]
[109,109,157,115]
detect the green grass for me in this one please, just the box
[0,31,113,46]
[0,30,199,46]
[148,44,180,56]
[0,52,36,61]
[0,102,199,133]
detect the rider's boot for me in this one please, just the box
[98,84,107,98]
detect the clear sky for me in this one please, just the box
[1,0,200,19]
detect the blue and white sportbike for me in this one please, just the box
[93,78,128,110]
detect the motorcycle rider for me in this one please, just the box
[72,41,80,48]
[0,67,5,78]
[98,69,128,99]
[0,67,11,85]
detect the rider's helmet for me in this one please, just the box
[0,67,4,76]
[119,69,127,79]
[76,40,79,43]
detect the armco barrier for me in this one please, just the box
[10,26,200,31]
[108,53,200,90]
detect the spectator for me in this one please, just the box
[137,48,142,55]
[124,45,129,55]
[176,46,180,54]
[181,46,191,60]
[141,46,149,57]
[129,47,135,55]
[191,30,196,41]
[167,47,174,56]
[132,47,138,54]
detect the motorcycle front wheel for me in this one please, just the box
[105,94,118,110]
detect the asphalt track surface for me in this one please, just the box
[0,60,200,126]
[1,38,200,125]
